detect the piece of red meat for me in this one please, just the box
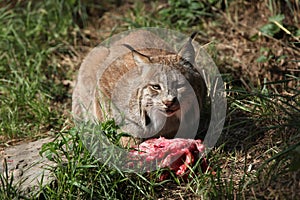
[127,137,211,181]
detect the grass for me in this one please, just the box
[0,0,299,199]
[0,160,23,199]
[36,127,171,199]
[0,0,77,140]
[123,0,221,30]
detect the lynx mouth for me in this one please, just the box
[164,106,180,117]
[161,98,180,117]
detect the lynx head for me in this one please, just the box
[121,34,203,139]
[137,63,188,128]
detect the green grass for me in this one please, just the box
[0,1,78,139]
[24,124,245,199]
[0,160,23,199]
[36,126,172,199]
[0,0,299,199]
[123,0,221,30]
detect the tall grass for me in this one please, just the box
[0,1,79,139]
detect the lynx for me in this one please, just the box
[72,30,206,146]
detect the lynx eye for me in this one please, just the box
[150,84,161,90]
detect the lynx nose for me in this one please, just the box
[162,97,178,107]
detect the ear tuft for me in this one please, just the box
[122,44,151,65]
[178,32,197,64]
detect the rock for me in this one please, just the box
[0,137,55,192]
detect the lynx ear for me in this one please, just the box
[122,44,152,77]
[178,32,197,64]
[122,44,151,65]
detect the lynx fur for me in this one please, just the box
[72,30,206,146]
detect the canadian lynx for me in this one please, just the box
[72,30,207,146]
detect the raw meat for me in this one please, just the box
[127,137,210,180]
